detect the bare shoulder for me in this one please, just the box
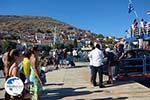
[11,63,18,70]
[2,52,9,62]
[9,63,18,76]
[30,54,36,61]
[30,54,38,66]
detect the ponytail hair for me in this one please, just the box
[31,46,39,54]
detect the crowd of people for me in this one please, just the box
[1,46,45,100]
[88,43,124,88]
[131,18,149,37]
[41,48,89,69]
[0,45,92,99]
[0,41,125,99]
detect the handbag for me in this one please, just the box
[40,70,46,83]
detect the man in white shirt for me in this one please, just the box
[72,49,78,61]
[88,47,94,85]
[88,44,105,88]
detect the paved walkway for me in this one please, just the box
[1,62,150,99]
[40,62,150,100]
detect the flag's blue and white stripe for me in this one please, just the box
[128,0,134,14]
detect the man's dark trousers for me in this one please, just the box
[91,66,103,87]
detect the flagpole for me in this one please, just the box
[128,0,141,36]
[133,11,138,19]
[133,10,140,31]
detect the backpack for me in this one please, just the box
[107,52,118,65]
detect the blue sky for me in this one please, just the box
[0,0,150,37]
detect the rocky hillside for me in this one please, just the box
[0,15,96,41]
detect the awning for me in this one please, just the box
[124,37,137,43]
[143,34,150,40]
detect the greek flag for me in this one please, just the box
[128,1,134,14]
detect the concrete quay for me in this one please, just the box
[41,62,150,100]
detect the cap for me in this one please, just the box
[105,48,111,52]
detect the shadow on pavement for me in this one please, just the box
[93,97,128,100]
[66,65,88,69]
[44,83,64,86]
[104,81,136,88]
[41,87,102,100]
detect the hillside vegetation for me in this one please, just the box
[0,15,97,41]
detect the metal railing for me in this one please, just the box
[119,57,150,75]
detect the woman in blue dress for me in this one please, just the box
[30,47,43,100]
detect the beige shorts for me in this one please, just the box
[108,66,115,76]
